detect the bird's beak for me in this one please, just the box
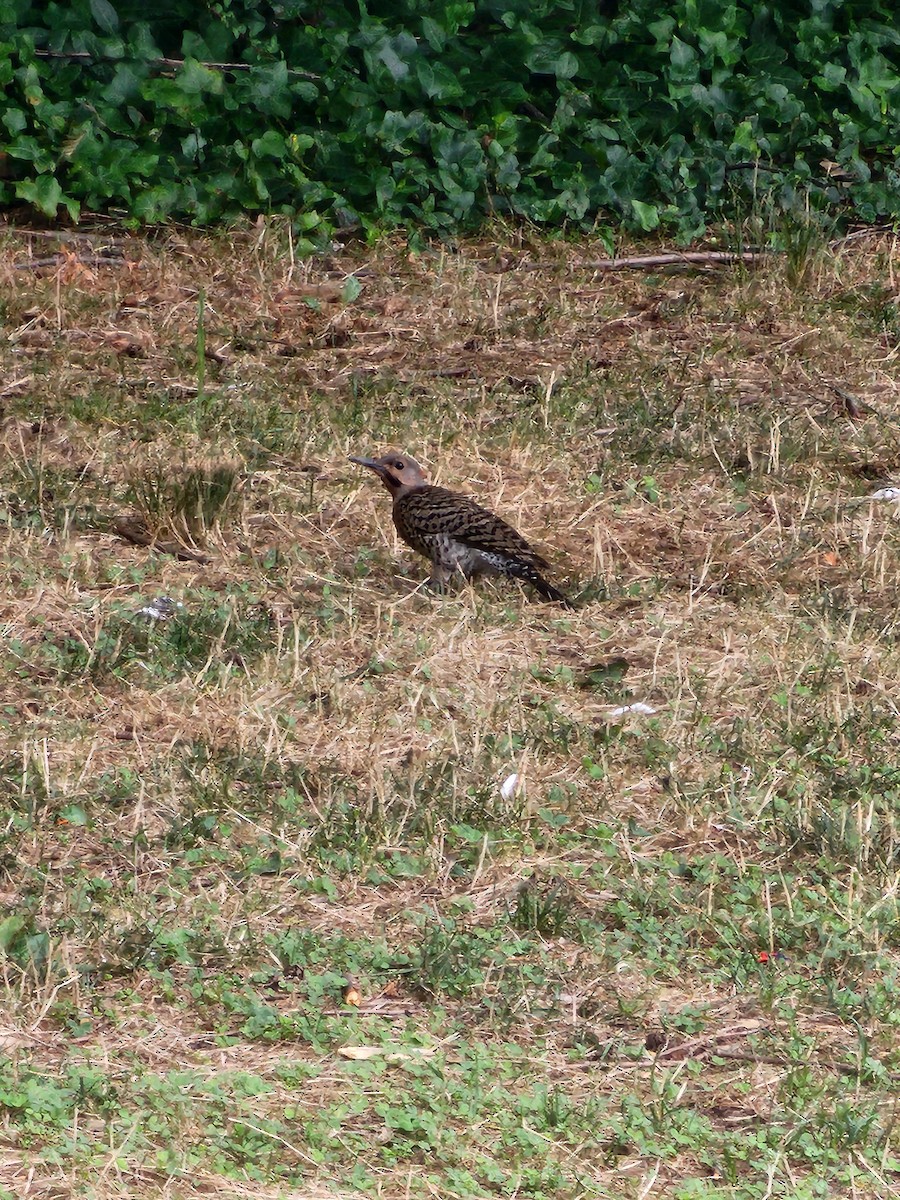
[349,454,385,475]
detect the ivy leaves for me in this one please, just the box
[2,1,900,238]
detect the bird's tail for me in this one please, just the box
[510,561,575,607]
[533,576,575,607]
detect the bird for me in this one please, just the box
[349,450,572,606]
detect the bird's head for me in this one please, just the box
[349,450,428,497]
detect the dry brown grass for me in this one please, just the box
[2,222,900,1197]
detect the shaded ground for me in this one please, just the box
[1,222,900,1198]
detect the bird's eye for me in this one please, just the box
[393,460,405,470]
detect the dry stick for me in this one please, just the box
[0,376,32,396]
[708,1048,867,1078]
[654,1023,764,1063]
[654,1030,881,1079]
[15,252,129,271]
[111,515,211,565]
[32,48,319,79]
[516,231,891,273]
[830,225,895,248]
[0,227,123,241]
[516,250,773,272]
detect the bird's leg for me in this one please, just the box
[426,562,452,593]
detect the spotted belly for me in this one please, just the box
[408,533,507,579]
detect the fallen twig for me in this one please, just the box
[32,48,319,80]
[111,515,211,565]
[651,1025,885,1080]
[707,1047,867,1078]
[654,1021,764,1063]
[517,250,773,272]
[0,375,33,396]
[15,251,130,271]
[0,227,121,242]
[830,225,895,248]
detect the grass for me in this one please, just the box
[2,220,900,1198]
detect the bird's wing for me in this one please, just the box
[400,488,548,567]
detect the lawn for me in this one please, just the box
[2,221,900,1199]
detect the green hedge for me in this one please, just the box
[2,0,900,239]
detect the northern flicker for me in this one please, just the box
[349,450,572,605]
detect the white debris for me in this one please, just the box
[136,596,183,621]
[500,772,521,800]
[869,487,900,502]
[607,702,657,718]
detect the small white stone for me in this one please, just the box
[607,702,657,718]
[869,487,900,502]
[500,772,520,800]
[136,596,184,621]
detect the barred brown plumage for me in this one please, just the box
[349,450,572,606]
